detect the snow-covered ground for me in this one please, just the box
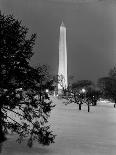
[1,97,116,155]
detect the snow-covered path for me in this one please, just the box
[1,97,116,155]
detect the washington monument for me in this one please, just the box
[58,21,68,93]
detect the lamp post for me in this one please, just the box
[78,88,86,110]
[80,88,90,112]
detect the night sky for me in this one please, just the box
[1,0,116,82]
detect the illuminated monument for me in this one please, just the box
[58,21,68,94]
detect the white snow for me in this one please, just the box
[1,96,116,155]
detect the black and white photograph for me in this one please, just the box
[0,0,116,154]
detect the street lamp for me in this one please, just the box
[81,88,86,93]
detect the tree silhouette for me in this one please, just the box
[85,87,101,106]
[66,80,95,111]
[52,74,66,96]
[97,76,116,103]
[0,12,55,147]
[109,66,116,78]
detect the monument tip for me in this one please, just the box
[61,21,65,27]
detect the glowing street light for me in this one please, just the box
[81,88,86,93]
[46,89,49,93]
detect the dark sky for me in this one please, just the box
[1,0,116,82]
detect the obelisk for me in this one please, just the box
[58,21,68,94]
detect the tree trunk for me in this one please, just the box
[94,100,97,106]
[0,101,6,143]
[79,102,81,110]
[88,103,90,112]
[114,99,116,108]
[0,107,6,143]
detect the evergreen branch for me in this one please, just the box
[3,106,24,117]
[6,115,23,127]
[3,106,35,126]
